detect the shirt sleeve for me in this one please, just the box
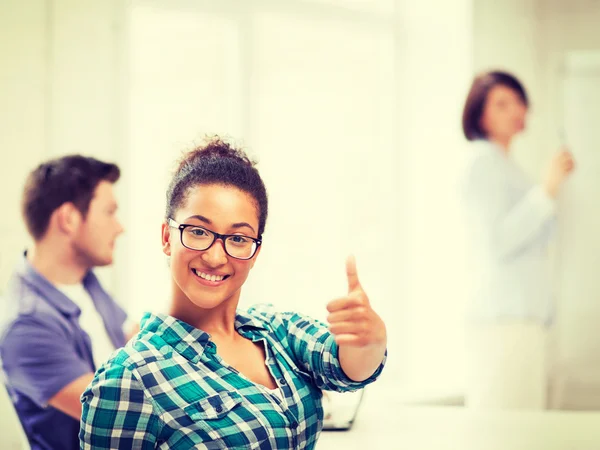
[463,152,556,260]
[80,363,161,449]
[252,305,386,392]
[0,316,92,407]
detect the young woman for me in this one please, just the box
[461,71,575,409]
[80,138,387,449]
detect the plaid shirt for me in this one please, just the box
[80,304,385,449]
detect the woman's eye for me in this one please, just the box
[190,228,208,237]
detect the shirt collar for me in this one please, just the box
[234,309,269,332]
[139,309,269,362]
[139,313,210,362]
[16,251,102,318]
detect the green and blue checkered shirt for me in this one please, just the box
[79,304,385,449]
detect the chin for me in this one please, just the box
[185,284,238,310]
[187,295,228,310]
[93,254,114,267]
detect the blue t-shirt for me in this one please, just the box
[0,253,127,450]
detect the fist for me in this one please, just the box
[544,150,575,198]
[326,256,386,348]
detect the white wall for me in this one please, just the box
[46,0,128,292]
[393,0,473,397]
[0,0,48,292]
[0,0,126,295]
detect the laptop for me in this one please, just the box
[322,388,365,431]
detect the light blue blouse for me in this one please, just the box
[461,140,557,325]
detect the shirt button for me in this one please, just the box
[291,421,298,428]
[279,378,287,385]
[215,405,223,413]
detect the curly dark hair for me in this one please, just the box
[22,155,120,241]
[165,137,269,236]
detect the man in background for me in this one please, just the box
[0,155,135,450]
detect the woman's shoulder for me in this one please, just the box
[239,303,281,328]
[462,140,508,185]
[242,304,327,334]
[242,303,318,323]
[468,138,495,150]
[465,139,504,165]
[240,304,320,332]
[93,331,171,381]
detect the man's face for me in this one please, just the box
[72,181,124,267]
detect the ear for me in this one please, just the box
[55,203,83,236]
[161,222,172,256]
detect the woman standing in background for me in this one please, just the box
[461,71,575,409]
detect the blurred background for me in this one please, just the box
[1,0,600,448]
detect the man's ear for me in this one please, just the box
[161,222,172,256]
[55,203,82,236]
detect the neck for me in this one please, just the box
[489,135,512,153]
[169,286,241,339]
[28,240,89,285]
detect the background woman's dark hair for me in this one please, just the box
[462,70,529,141]
[166,137,269,237]
[22,155,120,241]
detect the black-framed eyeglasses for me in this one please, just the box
[168,218,262,260]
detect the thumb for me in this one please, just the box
[346,255,360,292]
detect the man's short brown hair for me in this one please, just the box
[22,155,120,240]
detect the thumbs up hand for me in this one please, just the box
[326,255,386,348]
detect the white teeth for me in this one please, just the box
[194,270,225,282]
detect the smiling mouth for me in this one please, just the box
[191,269,230,282]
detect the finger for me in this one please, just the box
[334,334,364,346]
[326,296,364,313]
[558,152,571,163]
[346,255,360,292]
[327,308,367,324]
[563,159,575,171]
[329,321,361,335]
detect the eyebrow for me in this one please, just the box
[184,215,256,234]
